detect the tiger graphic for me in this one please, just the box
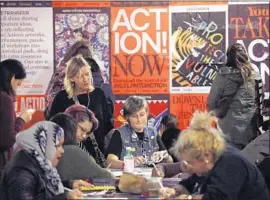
[171,27,206,87]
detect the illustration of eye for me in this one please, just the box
[34,126,47,155]
[39,131,47,154]
[53,125,63,146]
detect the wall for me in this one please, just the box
[0,0,269,130]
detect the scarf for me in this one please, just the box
[14,121,65,195]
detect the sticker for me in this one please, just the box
[130,147,136,152]
[124,138,129,144]
[131,133,137,139]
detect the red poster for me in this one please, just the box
[15,95,46,130]
[169,93,209,130]
[114,95,169,130]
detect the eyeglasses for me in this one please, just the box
[180,160,194,170]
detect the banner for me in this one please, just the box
[229,2,269,97]
[114,94,169,131]
[169,93,208,130]
[170,3,227,93]
[111,1,169,94]
[53,1,111,82]
[0,1,54,96]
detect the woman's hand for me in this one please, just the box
[134,156,145,166]
[72,180,93,190]
[152,166,165,177]
[152,151,169,163]
[67,189,84,199]
[158,187,176,199]
[19,109,34,123]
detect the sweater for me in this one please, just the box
[0,91,25,152]
[57,145,113,181]
[48,88,114,153]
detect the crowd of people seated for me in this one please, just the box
[0,41,269,200]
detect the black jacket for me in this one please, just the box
[1,150,68,200]
[161,128,181,162]
[180,149,269,200]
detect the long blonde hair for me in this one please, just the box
[64,55,94,99]
[174,111,226,162]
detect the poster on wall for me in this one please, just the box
[114,94,169,131]
[52,1,111,82]
[111,1,169,95]
[169,3,227,93]
[0,1,53,114]
[228,2,269,97]
[170,93,208,130]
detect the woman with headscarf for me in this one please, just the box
[207,43,261,150]
[1,121,90,200]
[50,113,112,180]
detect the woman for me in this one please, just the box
[45,40,92,119]
[106,96,172,169]
[1,121,91,200]
[0,59,33,175]
[159,111,269,200]
[48,55,113,154]
[64,104,107,168]
[50,113,112,180]
[207,43,260,150]
[160,114,181,162]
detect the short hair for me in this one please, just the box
[174,111,226,162]
[65,105,99,132]
[161,114,179,129]
[123,96,148,117]
[64,55,94,99]
[84,58,101,73]
[50,113,77,145]
[0,59,26,95]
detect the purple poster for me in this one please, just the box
[229,2,269,96]
[53,5,110,82]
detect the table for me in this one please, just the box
[83,178,182,199]
[110,167,153,178]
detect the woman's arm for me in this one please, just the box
[207,74,226,111]
[156,162,182,178]
[0,94,25,151]
[107,153,124,169]
[101,90,114,135]
[106,130,124,169]
[5,168,39,200]
[48,91,67,119]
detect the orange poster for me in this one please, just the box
[111,2,169,94]
[169,93,209,130]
